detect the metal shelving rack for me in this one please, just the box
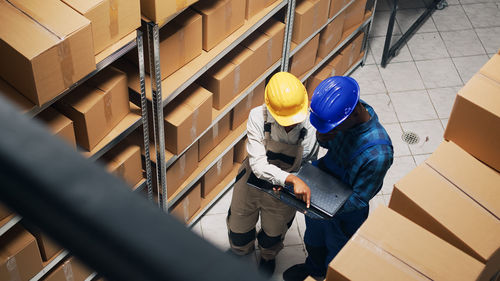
[142,0,376,223]
[0,30,153,281]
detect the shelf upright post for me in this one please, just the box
[361,0,378,65]
[280,0,296,72]
[146,22,167,211]
[136,30,154,202]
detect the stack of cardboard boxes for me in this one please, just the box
[326,53,500,281]
[0,0,140,109]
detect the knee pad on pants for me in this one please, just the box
[257,230,281,249]
[229,228,256,247]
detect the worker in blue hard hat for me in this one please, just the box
[283,76,394,281]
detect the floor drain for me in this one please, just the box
[401,131,420,145]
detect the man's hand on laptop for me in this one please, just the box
[285,174,311,208]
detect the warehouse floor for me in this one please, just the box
[192,0,500,279]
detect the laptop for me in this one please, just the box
[245,163,352,219]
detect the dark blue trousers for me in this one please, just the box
[304,206,369,276]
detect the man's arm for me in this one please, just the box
[338,154,392,213]
[301,121,319,163]
[246,108,290,187]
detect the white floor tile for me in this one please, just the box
[369,195,388,214]
[460,0,497,4]
[446,0,461,4]
[206,187,233,215]
[371,11,403,37]
[427,87,460,118]
[413,154,431,165]
[401,120,444,154]
[440,118,450,128]
[416,58,463,88]
[370,36,413,64]
[389,90,438,122]
[382,194,392,206]
[361,94,399,124]
[397,0,427,9]
[382,156,416,194]
[200,213,231,251]
[273,245,307,281]
[364,47,376,65]
[475,27,500,54]
[452,55,491,83]
[383,123,412,157]
[432,5,473,31]
[284,217,303,246]
[396,8,438,34]
[376,0,392,11]
[441,29,486,57]
[350,64,387,95]
[191,222,204,238]
[462,3,500,28]
[379,62,425,92]
[406,32,449,60]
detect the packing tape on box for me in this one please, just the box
[179,29,186,62]
[225,0,232,33]
[233,65,241,95]
[246,91,253,110]
[104,93,113,124]
[267,39,273,67]
[176,0,187,10]
[313,4,319,31]
[191,109,199,141]
[217,158,223,175]
[352,234,431,280]
[183,198,190,222]
[6,0,75,88]
[6,257,21,281]
[109,0,119,38]
[63,261,75,281]
[213,122,219,139]
[179,155,186,178]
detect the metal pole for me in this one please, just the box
[147,23,167,211]
[281,0,296,72]
[136,30,154,202]
[380,0,398,67]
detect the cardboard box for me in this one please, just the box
[258,18,286,69]
[480,54,500,84]
[199,114,231,161]
[36,107,77,148]
[389,164,500,280]
[55,67,130,151]
[202,148,234,197]
[292,0,329,44]
[306,65,333,99]
[102,141,143,186]
[0,204,12,222]
[340,31,364,70]
[242,32,271,80]
[426,141,500,219]
[199,46,253,110]
[32,231,62,262]
[142,9,202,80]
[328,53,346,76]
[233,137,248,163]
[44,257,92,281]
[140,0,198,24]
[230,81,265,130]
[327,207,486,281]
[317,13,345,58]
[0,225,43,281]
[164,84,213,154]
[226,45,256,94]
[290,34,320,78]
[193,0,246,51]
[246,0,266,19]
[61,0,141,55]
[170,182,202,224]
[329,0,346,18]
[0,78,34,113]
[165,144,199,198]
[0,0,95,106]
[342,0,367,33]
[444,73,500,172]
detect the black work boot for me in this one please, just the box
[283,263,310,281]
[258,258,276,277]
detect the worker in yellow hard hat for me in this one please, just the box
[227,72,319,276]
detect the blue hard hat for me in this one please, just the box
[310,76,360,133]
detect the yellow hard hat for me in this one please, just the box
[265,72,308,126]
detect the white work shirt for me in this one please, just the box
[247,105,319,187]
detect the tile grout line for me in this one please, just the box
[460,3,492,55]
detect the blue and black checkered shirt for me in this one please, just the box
[317,101,394,214]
